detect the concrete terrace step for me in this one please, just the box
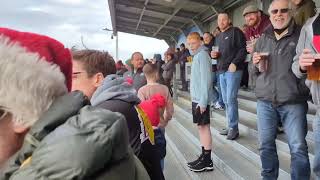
[164,136,197,180]
[178,89,315,134]
[173,103,290,180]
[167,119,261,180]
[174,97,316,179]
[238,89,317,115]
[176,93,316,158]
[165,123,229,180]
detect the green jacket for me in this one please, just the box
[294,0,316,26]
[0,92,150,180]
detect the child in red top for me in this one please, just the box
[138,63,174,171]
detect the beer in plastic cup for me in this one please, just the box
[307,54,320,80]
[211,46,219,64]
[258,52,269,72]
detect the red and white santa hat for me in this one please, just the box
[0,28,72,91]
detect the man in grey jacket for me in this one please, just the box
[292,13,320,179]
[124,52,147,92]
[252,0,310,179]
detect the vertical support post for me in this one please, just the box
[116,33,119,61]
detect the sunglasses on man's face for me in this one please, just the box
[270,8,290,14]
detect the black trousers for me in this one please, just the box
[180,64,187,90]
[138,140,165,180]
[164,78,173,97]
[241,62,249,88]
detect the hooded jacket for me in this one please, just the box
[190,45,214,108]
[214,27,247,71]
[91,75,143,156]
[292,14,320,112]
[0,91,149,180]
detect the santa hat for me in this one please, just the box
[0,28,72,91]
[139,94,166,127]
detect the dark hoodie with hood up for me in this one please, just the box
[91,75,143,156]
[91,75,165,180]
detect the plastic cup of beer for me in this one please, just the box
[307,54,320,80]
[212,46,219,57]
[258,52,269,72]
[212,46,219,52]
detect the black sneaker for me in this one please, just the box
[187,154,203,167]
[189,158,214,172]
[277,126,284,134]
[226,128,239,140]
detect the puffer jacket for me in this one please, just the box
[292,13,320,112]
[0,91,150,180]
[254,20,309,105]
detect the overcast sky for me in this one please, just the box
[1,0,169,61]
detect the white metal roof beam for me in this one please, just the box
[136,0,149,31]
[152,0,187,37]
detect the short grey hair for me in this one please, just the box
[268,0,293,15]
[0,36,67,127]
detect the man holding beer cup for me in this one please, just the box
[292,13,320,179]
[211,12,247,140]
[252,0,311,179]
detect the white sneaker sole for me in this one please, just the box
[189,166,214,172]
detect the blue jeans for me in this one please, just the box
[155,128,166,171]
[212,71,224,106]
[314,112,320,179]
[219,70,242,130]
[257,100,310,180]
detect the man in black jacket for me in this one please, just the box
[203,32,225,110]
[179,43,190,91]
[252,0,310,179]
[71,50,165,180]
[211,12,247,140]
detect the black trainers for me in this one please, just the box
[226,128,239,140]
[189,158,214,172]
[187,154,203,167]
[277,126,284,134]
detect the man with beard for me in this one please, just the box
[211,13,247,140]
[252,0,310,179]
[243,5,271,91]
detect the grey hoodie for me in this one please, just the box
[91,74,143,156]
[292,13,320,113]
[91,74,140,106]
